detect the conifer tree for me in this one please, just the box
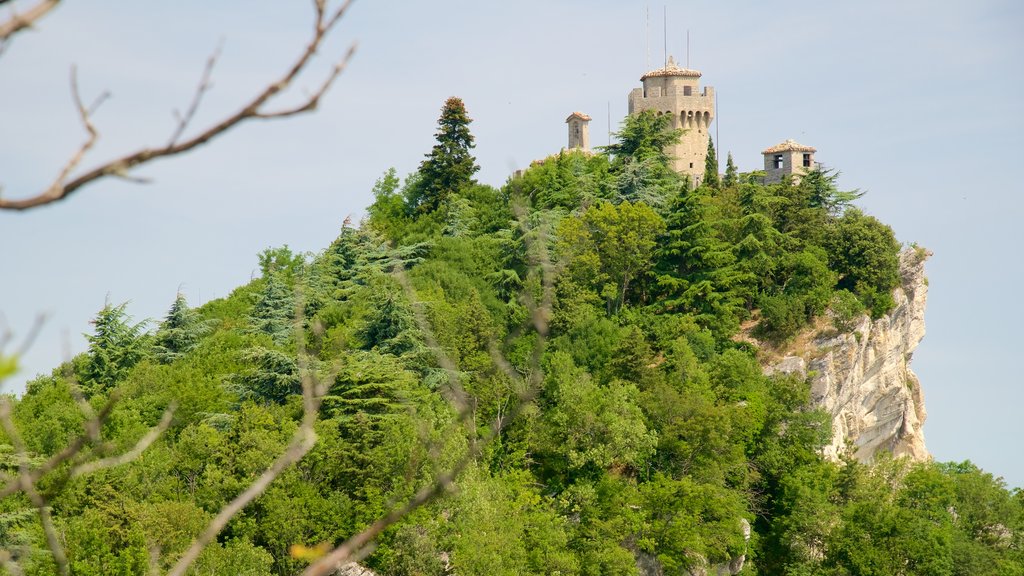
[409,96,479,214]
[656,183,747,334]
[80,301,147,396]
[703,137,720,189]
[153,293,210,363]
[723,152,738,188]
[248,273,294,345]
[234,347,301,403]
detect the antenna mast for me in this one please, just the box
[663,5,668,67]
[607,101,611,146]
[687,29,690,68]
[715,92,720,158]
[645,6,650,71]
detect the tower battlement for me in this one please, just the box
[627,56,715,182]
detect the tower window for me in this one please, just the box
[683,86,692,96]
[803,153,812,167]
[773,154,783,169]
[689,162,694,169]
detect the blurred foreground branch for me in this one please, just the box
[0,0,356,211]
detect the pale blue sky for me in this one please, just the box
[2,1,1022,486]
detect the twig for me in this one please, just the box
[167,41,222,147]
[0,398,69,576]
[12,314,46,358]
[0,0,356,211]
[0,393,118,499]
[167,287,336,576]
[0,0,60,42]
[70,403,176,477]
[301,213,555,575]
[393,270,470,415]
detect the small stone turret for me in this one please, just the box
[566,111,591,152]
[628,55,715,183]
[762,139,817,183]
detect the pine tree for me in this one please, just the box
[234,347,301,403]
[248,273,295,345]
[655,183,747,335]
[723,152,738,188]
[409,96,479,214]
[80,301,147,396]
[153,293,210,363]
[703,137,720,189]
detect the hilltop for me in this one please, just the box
[1,98,1021,576]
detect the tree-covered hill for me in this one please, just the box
[1,98,1021,575]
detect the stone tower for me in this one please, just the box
[627,55,715,183]
[762,139,817,183]
[566,111,591,152]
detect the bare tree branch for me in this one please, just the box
[0,0,357,211]
[0,0,60,43]
[69,403,176,477]
[301,213,556,575]
[0,398,69,576]
[0,392,118,499]
[167,293,336,576]
[167,42,222,148]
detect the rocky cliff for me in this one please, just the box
[767,247,931,462]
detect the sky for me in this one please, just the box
[1,0,1022,487]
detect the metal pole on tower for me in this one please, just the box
[663,6,668,67]
[607,101,611,146]
[645,6,650,71]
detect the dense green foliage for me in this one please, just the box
[1,99,1020,576]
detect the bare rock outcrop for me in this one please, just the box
[769,247,931,462]
[338,563,378,576]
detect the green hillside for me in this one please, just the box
[1,97,1021,575]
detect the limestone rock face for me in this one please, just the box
[338,563,378,576]
[770,247,930,462]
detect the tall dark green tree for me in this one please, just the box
[80,301,147,396]
[800,167,864,216]
[703,137,720,189]
[153,293,210,363]
[723,152,738,188]
[656,182,747,335]
[601,110,683,206]
[408,96,479,214]
[602,109,681,166]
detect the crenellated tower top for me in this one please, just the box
[628,55,715,183]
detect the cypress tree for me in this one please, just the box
[703,137,720,189]
[723,152,738,188]
[410,96,479,214]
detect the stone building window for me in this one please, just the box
[803,153,812,167]
[683,86,692,96]
[773,154,783,169]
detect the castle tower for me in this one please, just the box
[762,139,817,184]
[627,55,715,183]
[566,111,592,152]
